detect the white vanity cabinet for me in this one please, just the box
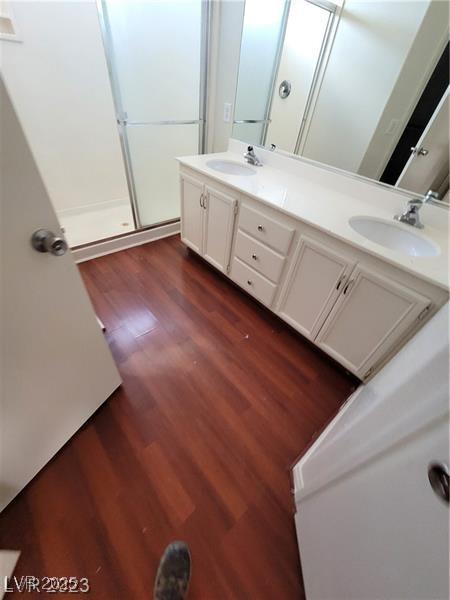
[230,203,295,307]
[315,264,430,378]
[180,173,203,254]
[180,172,237,273]
[178,164,447,380]
[277,236,356,340]
[276,234,431,378]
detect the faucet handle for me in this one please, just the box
[425,189,440,201]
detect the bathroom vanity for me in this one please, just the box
[177,140,448,380]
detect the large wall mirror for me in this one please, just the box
[232,0,449,201]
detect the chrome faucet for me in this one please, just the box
[394,190,440,229]
[244,146,262,166]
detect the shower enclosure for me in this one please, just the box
[97,0,209,230]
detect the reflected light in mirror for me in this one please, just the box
[243,0,285,28]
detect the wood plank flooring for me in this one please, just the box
[0,235,357,599]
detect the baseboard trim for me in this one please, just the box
[72,222,180,263]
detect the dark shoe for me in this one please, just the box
[153,541,191,600]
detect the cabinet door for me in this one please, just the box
[277,236,355,340]
[180,173,204,254]
[316,265,430,378]
[203,185,237,272]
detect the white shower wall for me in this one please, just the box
[1,1,129,218]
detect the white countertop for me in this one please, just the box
[177,141,449,291]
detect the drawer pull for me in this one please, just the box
[251,253,258,260]
[257,225,265,232]
[247,279,253,286]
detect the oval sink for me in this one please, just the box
[206,159,256,176]
[349,216,440,257]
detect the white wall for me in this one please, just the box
[0,0,129,214]
[301,0,434,174]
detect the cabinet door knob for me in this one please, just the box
[257,225,264,232]
[251,253,258,260]
[247,279,253,286]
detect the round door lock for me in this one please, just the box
[31,229,68,256]
[279,80,291,99]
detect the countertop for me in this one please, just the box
[177,142,449,291]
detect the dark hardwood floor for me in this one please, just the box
[0,235,357,599]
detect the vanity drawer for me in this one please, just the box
[235,229,285,283]
[238,204,294,255]
[231,258,277,307]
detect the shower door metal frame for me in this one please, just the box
[96,0,211,230]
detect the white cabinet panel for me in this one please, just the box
[180,173,203,254]
[316,265,430,377]
[203,186,237,273]
[231,258,277,307]
[277,236,355,340]
[180,174,237,272]
[238,203,294,255]
[234,230,285,283]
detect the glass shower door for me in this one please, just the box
[232,0,288,146]
[99,0,207,228]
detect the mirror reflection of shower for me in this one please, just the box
[232,0,335,152]
[232,0,449,200]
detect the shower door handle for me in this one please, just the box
[31,229,68,256]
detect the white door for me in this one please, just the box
[396,87,449,195]
[180,173,204,254]
[315,264,430,378]
[276,236,354,340]
[0,79,121,513]
[296,417,449,600]
[203,186,237,273]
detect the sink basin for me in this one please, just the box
[206,159,256,176]
[349,216,439,257]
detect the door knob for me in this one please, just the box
[428,462,449,505]
[31,229,68,256]
[410,146,429,156]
